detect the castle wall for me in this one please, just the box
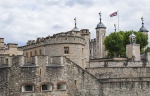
[87,61,150,96]
[90,39,96,59]
[80,29,90,68]
[1,55,100,96]
[87,67,150,79]
[23,35,86,68]
[102,82,150,96]
[88,61,150,79]
[0,68,9,96]
[45,44,85,68]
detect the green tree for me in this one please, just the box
[104,32,124,57]
[104,31,148,57]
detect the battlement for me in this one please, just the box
[0,57,12,68]
[23,34,85,50]
[80,29,90,35]
[0,38,4,43]
[89,60,149,68]
[0,55,66,68]
[7,43,18,48]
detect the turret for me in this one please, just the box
[0,38,4,48]
[95,12,106,58]
[139,17,149,35]
[126,32,140,61]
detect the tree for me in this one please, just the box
[104,31,148,57]
[104,32,124,57]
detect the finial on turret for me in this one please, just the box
[114,24,116,32]
[99,12,101,23]
[141,16,144,27]
[74,17,77,28]
[139,16,149,32]
[71,17,79,31]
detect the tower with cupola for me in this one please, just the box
[139,17,149,35]
[95,12,106,58]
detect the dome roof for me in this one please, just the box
[71,26,80,31]
[71,17,80,31]
[139,17,149,32]
[139,26,149,32]
[96,22,106,29]
[129,33,136,38]
[95,12,106,29]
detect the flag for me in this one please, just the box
[110,12,117,17]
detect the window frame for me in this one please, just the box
[41,84,53,92]
[64,47,69,54]
[22,84,34,92]
[57,82,67,91]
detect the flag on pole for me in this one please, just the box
[110,11,117,17]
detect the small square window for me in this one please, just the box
[57,83,66,91]
[64,47,69,54]
[22,85,34,92]
[41,84,52,91]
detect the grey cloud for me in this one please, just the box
[52,24,63,29]
[65,0,93,6]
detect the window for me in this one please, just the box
[64,47,69,54]
[57,83,67,91]
[30,52,32,57]
[41,84,53,91]
[26,53,28,58]
[39,49,42,55]
[35,50,37,56]
[5,58,8,64]
[22,85,34,92]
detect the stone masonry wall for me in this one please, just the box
[2,55,100,96]
[102,82,150,96]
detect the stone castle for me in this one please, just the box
[0,13,150,96]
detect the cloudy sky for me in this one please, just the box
[0,0,149,46]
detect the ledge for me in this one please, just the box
[20,63,39,68]
[0,64,10,68]
[46,64,64,68]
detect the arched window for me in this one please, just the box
[22,85,34,92]
[39,49,42,55]
[5,58,8,64]
[35,50,37,56]
[26,52,28,58]
[57,82,67,91]
[41,84,53,91]
[64,47,69,54]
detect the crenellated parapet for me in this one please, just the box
[22,32,86,50]
[80,29,90,35]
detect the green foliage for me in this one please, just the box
[104,31,148,57]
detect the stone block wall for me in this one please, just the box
[102,82,150,96]
[0,55,100,96]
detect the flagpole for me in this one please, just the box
[118,10,119,31]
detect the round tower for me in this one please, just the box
[95,12,106,58]
[139,17,149,35]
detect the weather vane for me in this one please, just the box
[74,17,76,28]
[99,12,101,22]
[114,24,116,32]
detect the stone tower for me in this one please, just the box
[95,12,106,58]
[139,17,149,35]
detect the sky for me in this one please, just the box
[0,0,150,46]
